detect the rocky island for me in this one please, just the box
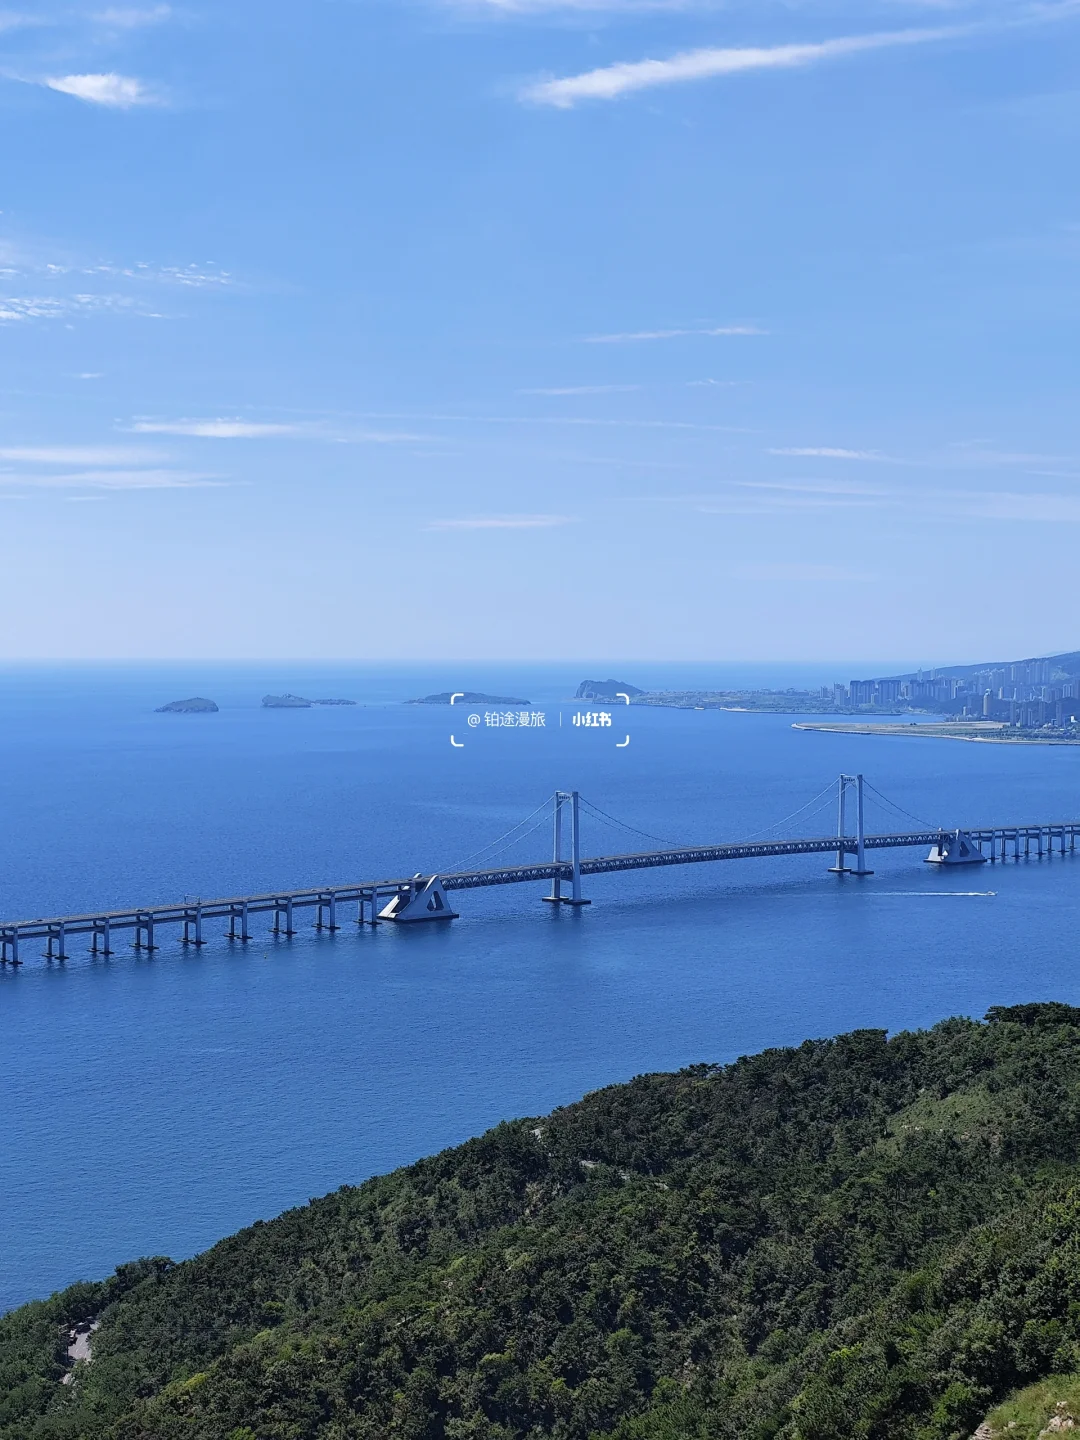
[154,697,218,713]
[262,694,356,708]
[575,678,644,699]
[408,691,531,705]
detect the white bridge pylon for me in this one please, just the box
[829,773,874,876]
[542,789,591,907]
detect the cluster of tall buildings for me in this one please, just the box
[824,653,1080,727]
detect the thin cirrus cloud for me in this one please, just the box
[586,326,764,342]
[130,419,306,439]
[735,479,888,496]
[466,0,699,11]
[0,470,225,490]
[0,294,149,323]
[0,443,224,491]
[92,5,172,25]
[769,447,885,460]
[426,514,573,530]
[127,418,428,442]
[0,11,46,30]
[0,445,164,464]
[519,384,643,395]
[692,482,1080,523]
[44,73,153,107]
[523,26,964,107]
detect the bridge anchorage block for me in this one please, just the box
[924,830,987,866]
[378,875,458,923]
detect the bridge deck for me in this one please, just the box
[2,821,1078,955]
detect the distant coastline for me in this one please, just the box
[793,720,1080,746]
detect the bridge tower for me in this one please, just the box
[829,773,873,876]
[544,790,591,906]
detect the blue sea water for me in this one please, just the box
[3,661,1080,1315]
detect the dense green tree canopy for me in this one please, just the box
[6,1003,1080,1440]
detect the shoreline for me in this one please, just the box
[792,722,1080,746]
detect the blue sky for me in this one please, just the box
[1,0,1078,663]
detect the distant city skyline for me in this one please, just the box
[1,0,1078,660]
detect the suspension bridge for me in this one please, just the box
[2,774,1078,965]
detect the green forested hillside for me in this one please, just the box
[6,1004,1080,1440]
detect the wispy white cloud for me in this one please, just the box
[692,481,1080,522]
[0,10,46,30]
[0,445,164,464]
[4,253,233,288]
[44,73,153,107]
[586,325,764,342]
[0,469,224,490]
[129,418,304,438]
[958,490,1080,522]
[426,514,573,530]
[523,26,963,107]
[766,442,1079,470]
[92,4,172,26]
[0,441,230,491]
[942,444,1072,466]
[699,493,889,515]
[736,478,888,496]
[769,446,885,459]
[519,383,642,394]
[0,293,152,323]
[126,417,427,442]
[82,261,233,288]
[463,0,697,12]
[366,409,751,432]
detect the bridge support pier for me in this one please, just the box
[91,919,113,956]
[228,903,251,942]
[1,929,20,965]
[316,894,338,931]
[544,790,590,906]
[272,898,295,937]
[182,907,205,946]
[134,914,156,952]
[46,924,68,961]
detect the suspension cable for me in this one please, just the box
[448,811,558,872]
[861,781,938,831]
[444,798,553,872]
[577,797,680,849]
[581,779,841,852]
[444,776,938,879]
[725,779,840,844]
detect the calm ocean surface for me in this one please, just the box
[3,662,1080,1315]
